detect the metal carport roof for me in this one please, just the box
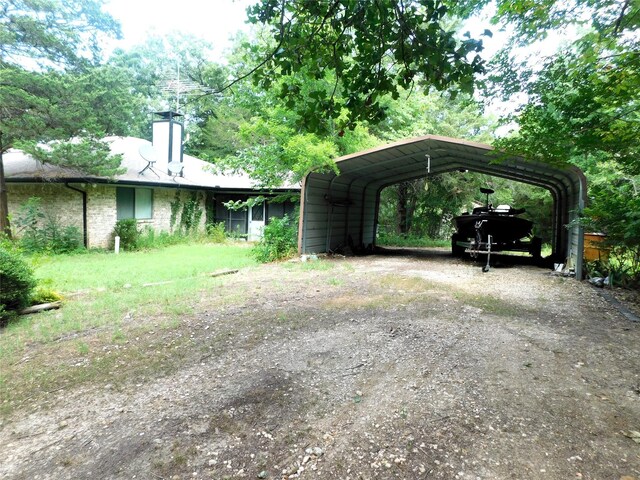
[298,135,587,275]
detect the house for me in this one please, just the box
[4,112,299,248]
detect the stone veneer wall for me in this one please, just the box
[7,183,208,249]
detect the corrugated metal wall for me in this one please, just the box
[299,136,587,276]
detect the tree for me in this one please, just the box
[194,34,383,188]
[488,0,640,276]
[1,0,120,68]
[488,0,639,170]
[107,32,224,141]
[208,0,489,133]
[0,0,123,236]
[206,103,342,187]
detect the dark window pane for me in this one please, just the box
[229,208,247,234]
[116,187,134,220]
[251,204,264,221]
[267,202,284,219]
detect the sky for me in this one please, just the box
[104,0,254,58]
[103,1,512,61]
[101,1,567,119]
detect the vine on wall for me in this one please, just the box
[170,191,204,235]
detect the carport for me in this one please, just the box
[298,135,588,275]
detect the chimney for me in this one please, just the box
[152,111,184,176]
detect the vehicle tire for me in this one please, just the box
[529,236,542,259]
[451,233,465,257]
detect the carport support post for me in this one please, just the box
[574,180,586,279]
[575,227,584,279]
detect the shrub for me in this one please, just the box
[39,223,83,253]
[206,222,227,243]
[0,233,20,253]
[0,247,37,320]
[30,285,62,304]
[113,219,140,251]
[136,227,186,250]
[252,215,297,263]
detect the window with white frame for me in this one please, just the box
[116,187,153,220]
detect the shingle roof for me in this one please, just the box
[4,136,299,191]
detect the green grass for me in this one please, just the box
[0,242,257,415]
[377,233,449,248]
[19,243,256,339]
[32,243,255,292]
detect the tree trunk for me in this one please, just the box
[0,146,12,239]
[397,182,409,235]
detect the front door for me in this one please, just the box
[248,202,265,241]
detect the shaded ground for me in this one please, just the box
[2,248,640,479]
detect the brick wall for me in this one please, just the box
[160,189,207,233]
[7,182,84,238]
[7,183,208,249]
[86,185,117,248]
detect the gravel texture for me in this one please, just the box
[1,248,639,479]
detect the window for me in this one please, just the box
[251,203,264,221]
[116,187,153,220]
[266,199,297,222]
[228,208,247,235]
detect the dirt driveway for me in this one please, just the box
[2,249,640,479]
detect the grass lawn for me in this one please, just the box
[0,242,257,414]
[33,242,256,292]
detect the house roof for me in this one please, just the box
[4,136,299,192]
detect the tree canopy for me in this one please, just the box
[488,0,640,274]
[241,0,488,131]
[1,0,121,68]
[0,0,127,235]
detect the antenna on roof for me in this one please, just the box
[159,60,219,112]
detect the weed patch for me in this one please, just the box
[0,322,194,416]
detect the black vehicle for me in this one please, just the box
[452,188,541,259]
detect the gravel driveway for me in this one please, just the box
[2,248,639,479]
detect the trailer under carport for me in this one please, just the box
[298,135,587,275]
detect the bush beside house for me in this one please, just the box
[252,215,298,262]
[0,247,37,321]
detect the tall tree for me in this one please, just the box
[1,0,120,68]
[0,0,123,236]
[199,0,489,133]
[489,0,639,171]
[488,0,640,271]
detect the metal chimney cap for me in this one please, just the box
[153,111,183,120]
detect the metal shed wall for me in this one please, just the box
[299,135,587,274]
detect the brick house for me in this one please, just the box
[4,112,298,248]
